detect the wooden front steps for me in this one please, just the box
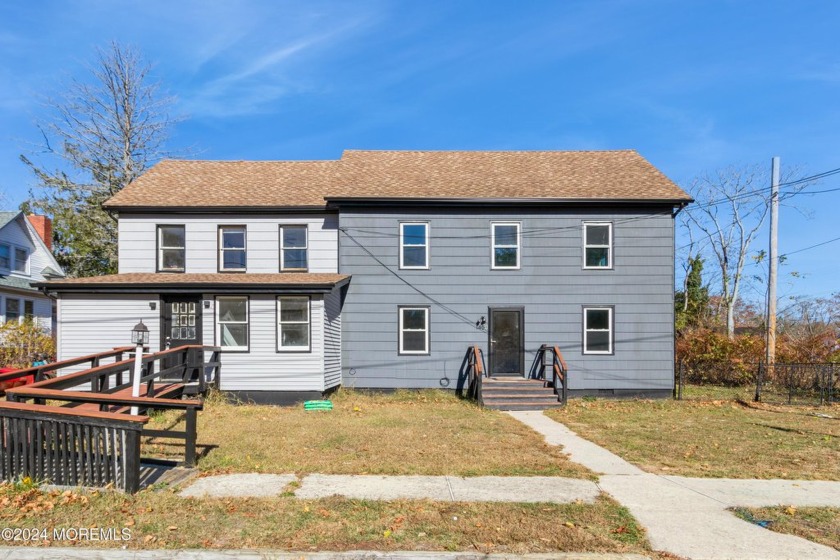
[481,377,564,411]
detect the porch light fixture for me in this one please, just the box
[149,302,156,310]
[475,316,486,330]
[204,300,211,309]
[131,320,150,345]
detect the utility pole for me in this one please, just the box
[766,156,780,366]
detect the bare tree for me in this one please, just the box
[684,164,803,339]
[21,42,178,277]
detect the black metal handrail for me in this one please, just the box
[538,344,568,405]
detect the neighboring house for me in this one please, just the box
[0,212,64,334]
[37,151,692,402]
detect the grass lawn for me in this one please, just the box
[0,481,654,554]
[733,506,840,551]
[144,389,592,478]
[546,399,840,480]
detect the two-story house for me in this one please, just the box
[38,150,691,403]
[0,212,64,334]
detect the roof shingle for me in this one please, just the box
[103,150,691,209]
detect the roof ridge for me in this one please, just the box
[341,149,639,155]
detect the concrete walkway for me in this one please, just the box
[508,410,840,560]
[181,473,600,504]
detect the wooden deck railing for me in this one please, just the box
[538,344,568,405]
[0,346,134,387]
[0,401,148,492]
[5,345,222,478]
[465,345,487,403]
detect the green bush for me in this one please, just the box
[0,320,55,369]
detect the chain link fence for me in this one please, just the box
[675,359,838,406]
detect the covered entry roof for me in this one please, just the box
[35,272,350,294]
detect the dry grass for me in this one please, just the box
[733,506,840,551]
[0,482,652,554]
[546,398,840,480]
[144,389,592,478]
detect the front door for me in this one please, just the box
[489,307,524,376]
[161,295,202,351]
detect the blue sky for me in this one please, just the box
[0,1,838,301]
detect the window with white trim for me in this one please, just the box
[0,245,9,269]
[13,247,28,274]
[216,296,249,351]
[5,298,20,324]
[277,296,310,351]
[583,307,613,354]
[219,226,247,271]
[399,222,429,269]
[399,306,429,355]
[280,225,308,271]
[583,222,612,269]
[158,225,186,272]
[491,222,520,269]
[23,300,33,321]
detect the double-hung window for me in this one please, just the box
[23,300,33,320]
[399,222,429,269]
[583,307,613,354]
[491,222,520,269]
[5,299,20,324]
[398,306,429,355]
[13,248,27,274]
[280,225,308,271]
[583,222,612,269]
[0,245,9,269]
[216,296,249,351]
[219,226,247,271]
[158,225,186,272]
[277,296,310,351]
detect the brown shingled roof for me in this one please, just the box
[37,273,350,291]
[103,150,691,209]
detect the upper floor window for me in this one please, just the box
[13,248,28,274]
[280,225,308,271]
[219,226,247,271]
[158,225,185,272]
[0,243,28,274]
[583,307,613,354]
[277,296,310,351]
[400,222,429,269]
[491,222,520,269]
[583,222,612,269]
[399,306,430,355]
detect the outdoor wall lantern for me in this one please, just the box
[130,320,149,415]
[204,300,211,309]
[475,316,486,331]
[131,320,150,345]
[149,302,157,310]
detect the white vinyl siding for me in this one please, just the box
[203,294,327,392]
[118,214,338,274]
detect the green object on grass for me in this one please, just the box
[304,400,333,411]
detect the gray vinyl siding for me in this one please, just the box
[323,287,342,390]
[339,206,676,391]
[201,293,326,392]
[57,294,161,374]
[118,213,338,274]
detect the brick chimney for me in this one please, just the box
[27,215,52,250]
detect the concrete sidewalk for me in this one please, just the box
[508,410,840,560]
[180,473,600,504]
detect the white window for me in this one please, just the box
[280,225,308,271]
[399,222,429,269]
[583,222,612,269]
[491,222,520,269]
[0,244,10,269]
[5,298,20,324]
[583,307,613,354]
[158,225,186,272]
[399,306,429,355]
[13,247,28,274]
[216,296,249,351]
[219,226,247,271]
[277,296,310,351]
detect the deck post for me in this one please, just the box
[184,407,197,467]
[123,428,142,493]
